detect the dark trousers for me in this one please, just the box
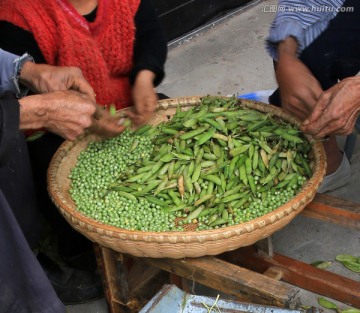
[0,191,65,313]
[269,0,360,105]
[0,136,66,313]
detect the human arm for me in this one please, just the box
[301,76,360,138]
[128,0,167,125]
[274,36,323,120]
[266,0,346,60]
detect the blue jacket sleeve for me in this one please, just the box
[265,0,346,60]
[0,48,18,96]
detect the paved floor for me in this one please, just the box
[68,0,360,312]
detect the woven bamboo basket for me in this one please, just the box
[48,96,326,259]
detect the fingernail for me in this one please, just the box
[303,119,309,126]
[118,118,125,125]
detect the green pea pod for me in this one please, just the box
[229,155,240,175]
[203,174,222,186]
[109,185,133,192]
[252,148,259,171]
[167,161,175,179]
[117,191,138,202]
[212,144,221,158]
[195,147,204,165]
[162,127,179,135]
[200,117,223,131]
[168,190,181,206]
[229,145,250,158]
[187,160,195,177]
[247,120,268,132]
[335,254,358,263]
[274,128,303,143]
[162,204,187,213]
[209,217,228,227]
[248,175,256,195]
[194,194,214,206]
[173,153,192,161]
[238,112,264,122]
[136,164,155,174]
[318,297,339,310]
[223,185,244,197]
[126,172,147,182]
[145,196,168,207]
[183,118,198,128]
[203,153,217,161]
[180,126,209,140]
[183,205,204,221]
[213,133,229,142]
[191,164,202,183]
[222,192,248,203]
[143,180,162,192]
[195,127,216,146]
[160,153,175,163]
[133,124,152,135]
[311,261,332,269]
[245,157,252,175]
[109,104,117,116]
[342,309,360,313]
[207,181,215,195]
[341,260,360,273]
[26,131,46,142]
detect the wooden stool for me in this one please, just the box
[94,194,360,313]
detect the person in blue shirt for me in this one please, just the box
[0,49,130,311]
[266,0,360,193]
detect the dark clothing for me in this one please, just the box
[0,0,167,258]
[0,92,43,248]
[0,92,65,313]
[269,0,360,105]
[0,192,64,313]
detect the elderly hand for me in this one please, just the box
[19,62,96,101]
[127,70,158,126]
[19,90,98,141]
[275,37,323,120]
[301,76,360,138]
[89,108,129,139]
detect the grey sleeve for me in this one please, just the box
[0,49,18,96]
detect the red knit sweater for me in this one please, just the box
[0,0,140,110]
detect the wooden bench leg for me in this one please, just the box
[94,244,169,313]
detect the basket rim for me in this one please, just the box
[48,96,326,244]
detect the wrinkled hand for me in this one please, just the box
[127,70,157,125]
[274,37,323,120]
[19,62,96,101]
[89,109,129,139]
[301,76,360,138]
[19,90,98,141]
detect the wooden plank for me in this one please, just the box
[144,256,301,309]
[302,194,360,230]
[222,247,360,308]
[94,244,132,313]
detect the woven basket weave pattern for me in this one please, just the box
[48,97,326,259]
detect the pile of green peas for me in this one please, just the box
[69,97,312,232]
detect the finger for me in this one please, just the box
[72,82,96,101]
[93,105,104,121]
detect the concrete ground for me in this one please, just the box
[68,0,360,312]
